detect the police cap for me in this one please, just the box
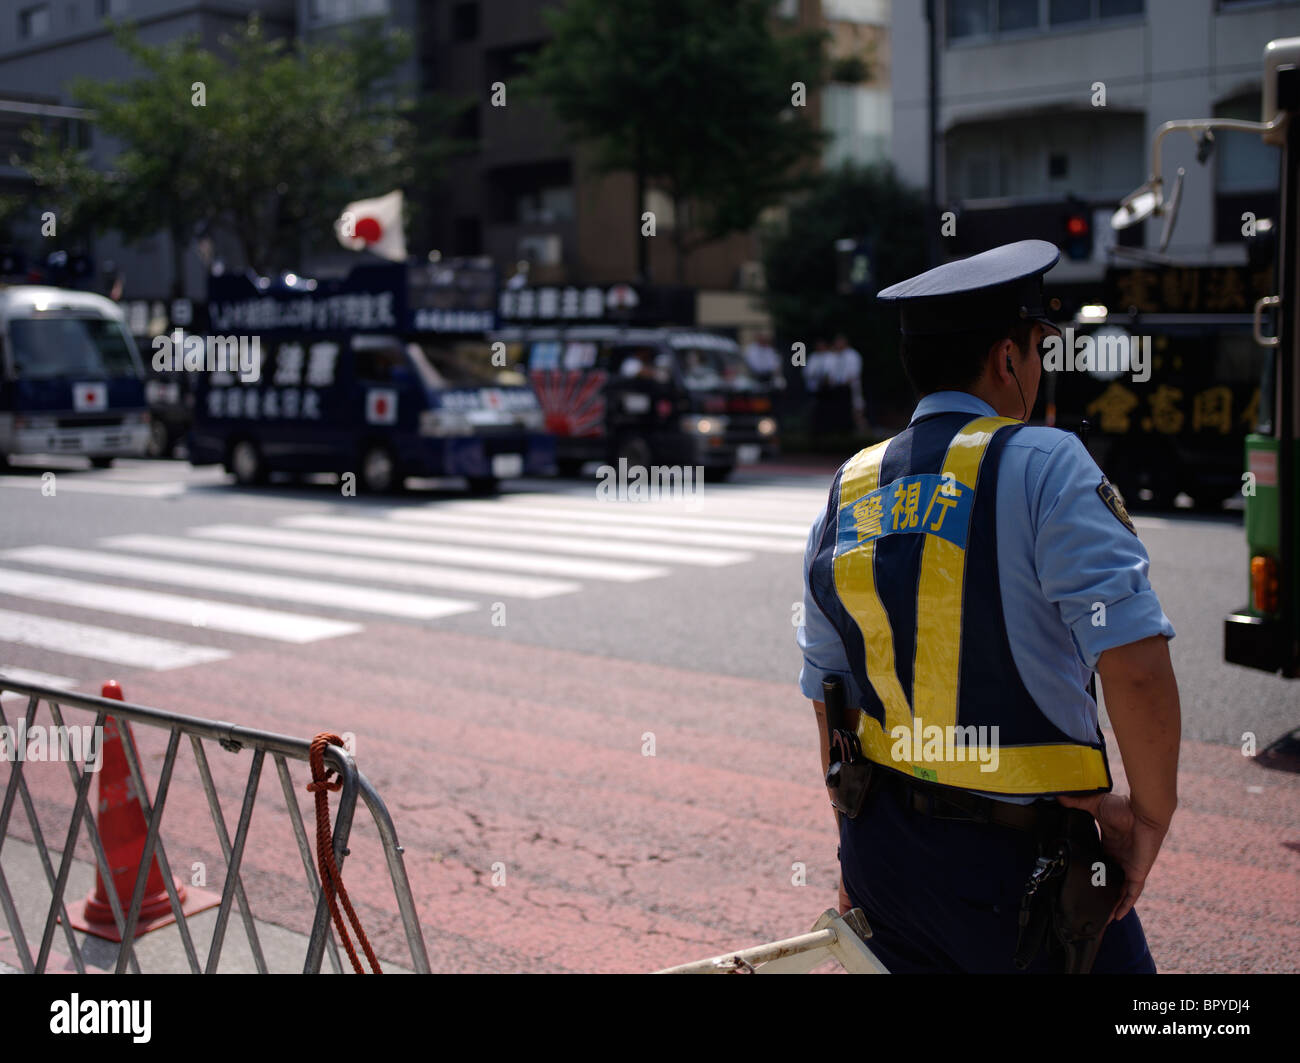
[876,240,1061,338]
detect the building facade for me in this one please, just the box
[0,0,295,299]
[891,0,1300,286]
[0,0,894,333]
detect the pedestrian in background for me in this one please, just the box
[743,331,784,390]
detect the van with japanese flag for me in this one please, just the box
[188,260,554,493]
[0,284,150,467]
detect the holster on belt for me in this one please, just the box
[822,677,872,820]
[1014,803,1124,974]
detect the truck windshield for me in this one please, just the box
[677,346,761,391]
[8,316,141,380]
[409,340,528,389]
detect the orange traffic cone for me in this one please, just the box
[66,681,220,942]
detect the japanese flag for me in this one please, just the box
[336,190,407,263]
[73,382,106,412]
[366,388,398,425]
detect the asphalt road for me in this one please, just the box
[1,456,1296,972]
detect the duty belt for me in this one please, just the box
[821,678,1123,974]
[880,769,1051,833]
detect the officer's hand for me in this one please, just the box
[838,876,852,916]
[1058,792,1168,923]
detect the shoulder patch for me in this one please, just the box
[1097,478,1136,534]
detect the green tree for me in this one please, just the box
[21,17,468,296]
[520,0,829,283]
[761,163,929,426]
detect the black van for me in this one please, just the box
[493,325,778,479]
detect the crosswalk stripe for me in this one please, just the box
[434,499,814,538]
[102,533,580,601]
[0,666,78,704]
[0,476,184,498]
[278,514,748,567]
[387,508,805,552]
[0,567,361,643]
[271,517,668,581]
[0,608,229,670]
[2,547,476,621]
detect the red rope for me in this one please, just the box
[307,732,382,974]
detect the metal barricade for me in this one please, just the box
[0,675,431,974]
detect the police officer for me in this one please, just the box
[796,240,1181,973]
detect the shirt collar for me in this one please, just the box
[908,391,999,425]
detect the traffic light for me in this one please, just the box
[1064,209,1092,261]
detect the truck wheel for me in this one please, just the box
[466,476,500,496]
[359,443,400,494]
[229,439,267,486]
[89,456,114,469]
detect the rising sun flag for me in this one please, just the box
[335,190,407,262]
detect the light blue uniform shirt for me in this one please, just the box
[797,391,1176,803]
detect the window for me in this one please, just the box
[517,185,574,225]
[310,0,388,24]
[948,0,993,38]
[9,317,141,380]
[484,43,543,87]
[19,4,51,39]
[1049,0,1090,23]
[1214,94,1279,243]
[1216,96,1278,194]
[998,0,1039,31]
[948,0,1143,41]
[97,0,128,16]
[675,347,759,392]
[416,340,521,387]
[454,105,480,142]
[947,112,1143,200]
[487,161,573,225]
[822,84,891,168]
[453,216,482,256]
[822,0,890,23]
[452,2,479,42]
[352,336,411,383]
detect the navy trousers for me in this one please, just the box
[839,781,1157,974]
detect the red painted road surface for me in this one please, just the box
[7,625,1299,973]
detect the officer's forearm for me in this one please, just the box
[1096,635,1181,828]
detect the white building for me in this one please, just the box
[891,0,1300,280]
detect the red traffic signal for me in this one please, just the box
[1064,210,1092,260]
